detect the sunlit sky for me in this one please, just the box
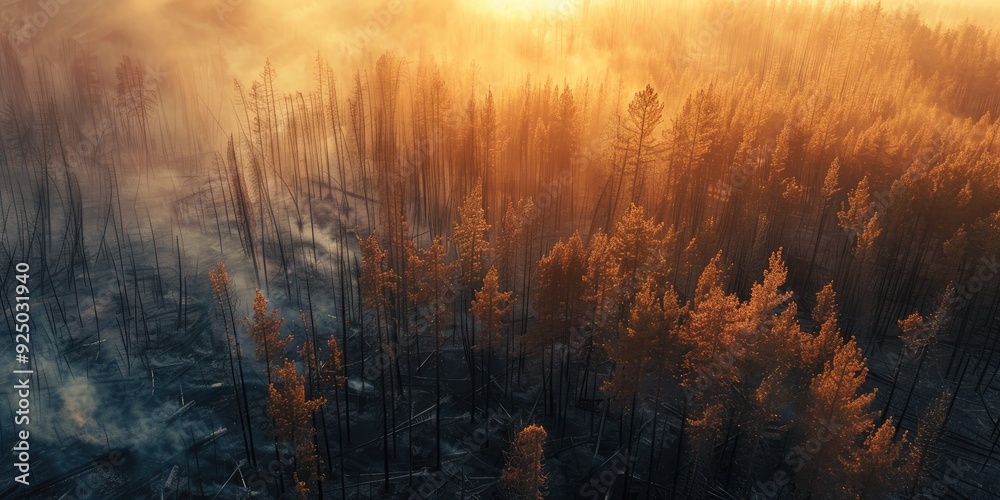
[3,0,999,99]
[481,0,577,16]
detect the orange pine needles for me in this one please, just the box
[246,289,291,368]
[454,180,491,287]
[500,424,548,500]
[472,266,511,350]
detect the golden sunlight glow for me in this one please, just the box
[481,0,575,17]
[5,0,1000,498]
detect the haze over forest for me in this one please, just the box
[3,0,1000,498]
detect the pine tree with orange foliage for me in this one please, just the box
[603,276,682,495]
[620,85,664,208]
[292,472,309,500]
[454,179,491,288]
[472,266,512,352]
[838,176,881,262]
[603,277,682,403]
[610,203,664,315]
[320,335,348,497]
[407,236,457,469]
[851,419,913,498]
[907,390,952,491]
[801,283,843,375]
[891,286,953,439]
[498,198,539,332]
[722,251,802,473]
[454,181,492,417]
[359,231,399,482]
[267,359,325,491]
[664,84,723,229]
[471,266,511,435]
[679,253,740,439]
[359,233,398,316]
[295,315,348,484]
[500,424,548,500]
[796,337,878,497]
[247,289,292,385]
[535,233,588,419]
[738,251,793,335]
[583,231,621,344]
[293,313,328,491]
[802,158,841,289]
[320,336,346,395]
[535,232,587,343]
[736,251,798,382]
[359,232,399,380]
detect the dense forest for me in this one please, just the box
[2,0,1000,498]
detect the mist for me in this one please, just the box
[2,0,1000,498]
